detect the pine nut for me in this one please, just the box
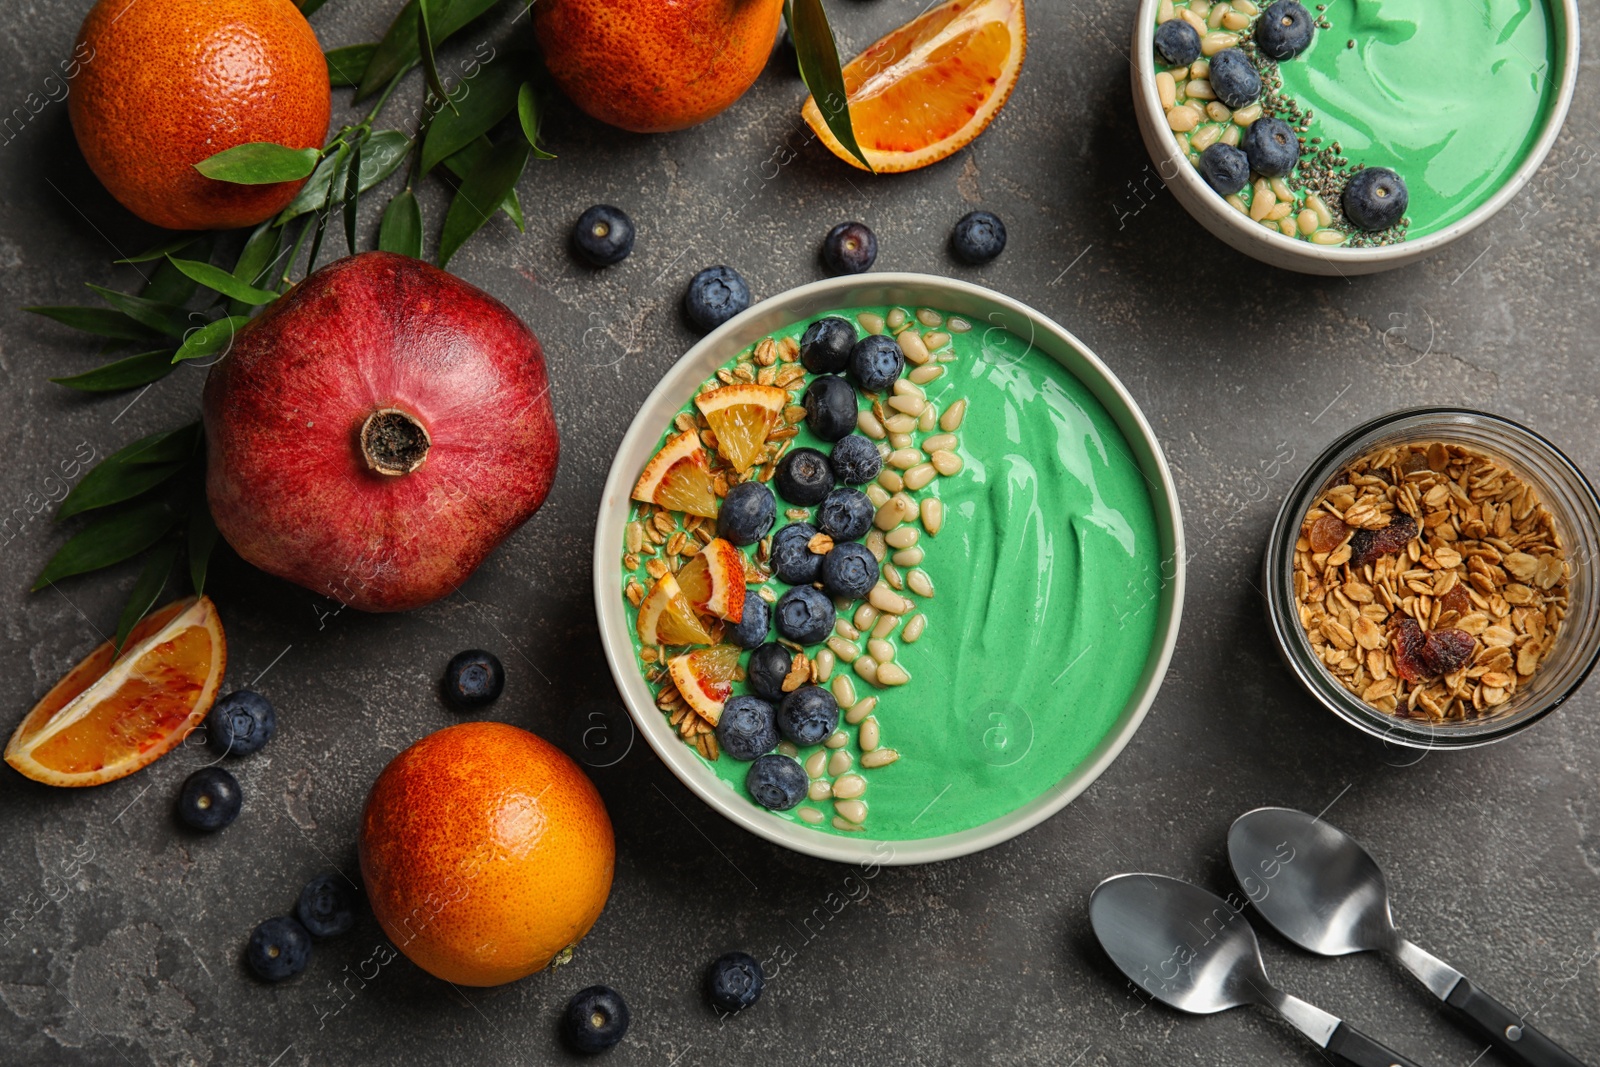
[1232,102,1261,126]
[893,378,925,400]
[812,648,835,682]
[834,799,867,824]
[828,749,853,777]
[827,636,860,663]
[1226,193,1248,214]
[894,492,918,520]
[1158,0,1175,19]
[799,807,824,825]
[888,431,914,449]
[831,674,856,707]
[872,613,898,639]
[886,526,919,549]
[878,469,904,492]
[939,399,967,432]
[1312,229,1346,246]
[1269,176,1294,202]
[1200,31,1238,55]
[931,450,962,476]
[1266,202,1293,221]
[853,603,879,630]
[867,638,895,664]
[1207,1,1228,28]
[916,308,941,327]
[1250,179,1276,221]
[808,779,832,800]
[1190,0,1210,17]
[918,404,937,432]
[1178,8,1205,32]
[874,501,902,531]
[1297,208,1319,235]
[860,747,899,769]
[888,448,921,470]
[921,497,944,535]
[824,729,849,750]
[805,750,827,778]
[832,772,865,798]
[864,530,887,561]
[1166,105,1201,132]
[921,433,956,455]
[1307,192,1333,227]
[853,655,878,683]
[1233,0,1257,13]
[1190,125,1221,152]
[777,741,799,757]
[886,308,906,329]
[908,365,944,385]
[892,546,924,567]
[1186,79,1216,101]
[1221,124,1241,146]
[835,619,860,641]
[845,696,877,724]
[832,816,864,831]
[858,312,885,334]
[884,413,916,434]
[887,394,924,416]
[883,562,904,590]
[907,569,935,598]
[898,331,930,365]
[923,331,950,350]
[1206,101,1231,123]
[866,484,891,508]
[903,463,937,490]
[1189,59,1209,79]
[1278,217,1297,237]
[857,410,886,439]
[869,583,913,615]
[902,613,926,643]
[859,717,880,751]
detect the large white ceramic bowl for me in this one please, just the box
[594,275,1185,864]
[1130,0,1580,275]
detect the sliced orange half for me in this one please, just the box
[695,384,787,474]
[675,538,748,622]
[668,645,741,725]
[802,0,1027,173]
[632,430,720,518]
[636,572,715,647]
[5,596,227,787]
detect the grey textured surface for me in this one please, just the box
[1,1,1598,1064]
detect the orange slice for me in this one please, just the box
[675,538,747,622]
[5,596,227,787]
[632,430,720,519]
[801,0,1027,173]
[635,572,715,647]
[695,384,787,474]
[667,645,741,725]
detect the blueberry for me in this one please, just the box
[775,585,834,645]
[816,487,874,542]
[777,685,838,746]
[571,205,635,267]
[1197,144,1251,196]
[1255,0,1315,60]
[771,522,825,585]
[684,266,751,333]
[950,210,1007,265]
[178,767,242,831]
[716,695,779,761]
[820,542,879,600]
[717,481,776,546]
[746,644,794,702]
[1154,19,1202,66]
[849,334,904,393]
[206,690,276,756]
[561,984,630,1055]
[1342,167,1408,231]
[798,316,857,374]
[803,374,859,442]
[821,221,877,275]
[1207,49,1260,109]
[829,434,882,485]
[774,447,834,506]
[1243,116,1300,178]
[442,649,505,710]
[296,873,357,939]
[746,754,807,810]
[727,591,771,649]
[706,951,765,1013]
[246,916,311,982]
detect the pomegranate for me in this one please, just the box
[202,252,559,612]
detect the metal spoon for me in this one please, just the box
[1229,807,1588,1067]
[1089,873,1426,1066]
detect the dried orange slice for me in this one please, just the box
[636,572,715,647]
[675,538,747,622]
[632,430,720,518]
[802,0,1026,173]
[668,645,741,725]
[5,596,226,787]
[695,384,786,474]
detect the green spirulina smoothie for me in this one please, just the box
[624,307,1164,839]
[1280,0,1558,237]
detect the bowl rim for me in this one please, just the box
[1129,0,1582,270]
[593,273,1186,865]
[1262,405,1600,749]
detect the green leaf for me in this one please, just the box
[416,0,455,117]
[188,502,220,597]
[51,350,176,393]
[442,138,523,227]
[360,130,412,189]
[125,423,203,466]
[356,0,501,100]
[788,0,872,172]
[33,500,180,591]
[517,82,558,160]
[422,61,521,175]
[379,189,423,258]
[325,44,374,87]
[141,244,209,307]
[344,138,363,254]
[26,305,158,341]
[194,142,321,185]
[229,222,283,316]
[277,131,407,224]
[278,148,344,223]
[57,426,199,521]
[305,142,348,273]
[299,0,332,14]
[85,285,189,337]
[114,541,179,653]
[166,257,279,306]
[438,135,529,267]
[115,236,199,265]
[172,316,250,363]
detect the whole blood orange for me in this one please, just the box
[69,0,331,230]
[358,722,615,987]
[533,0,785,133]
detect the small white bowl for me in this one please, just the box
[593,274,1186,865]
[1129,0,1580,275]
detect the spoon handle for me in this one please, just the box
[1326,1023,1426,1067]
[1446,976,1589,1067]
